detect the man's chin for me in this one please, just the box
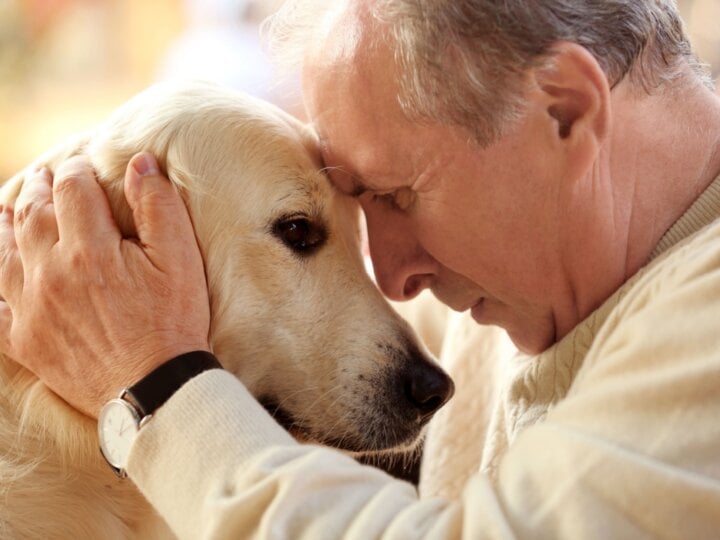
[469,299,556,354]
[507,326,555,355]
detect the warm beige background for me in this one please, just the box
[0,0,289,180]
[1,0,718,181]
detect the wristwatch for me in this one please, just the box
[98,350,222,478]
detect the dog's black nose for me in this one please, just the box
[402,362,455,421]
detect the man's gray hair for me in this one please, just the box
[267,0,711,145]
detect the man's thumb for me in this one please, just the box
[124,152,198,268]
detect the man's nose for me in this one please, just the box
[364,207,437,302]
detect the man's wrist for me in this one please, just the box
[98,350,223,477]
[126,350,223,417]
[104,342,213,411]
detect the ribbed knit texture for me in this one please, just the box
[650,174,720,260]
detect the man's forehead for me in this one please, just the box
[306,1,365,69]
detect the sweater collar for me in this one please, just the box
[648,172,720,262]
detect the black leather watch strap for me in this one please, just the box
[125,350,222,418]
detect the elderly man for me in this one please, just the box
[1,0,719,538]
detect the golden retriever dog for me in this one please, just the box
[0,81,454,539]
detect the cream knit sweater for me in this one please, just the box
[128,175,720,539]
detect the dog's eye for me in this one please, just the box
[273,217,327,255]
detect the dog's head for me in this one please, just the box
[16,82,455,453]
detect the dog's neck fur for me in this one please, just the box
[0,358,173,538]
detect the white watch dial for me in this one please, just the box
[98,398,141,470]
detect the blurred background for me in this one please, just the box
[0,0,719,181]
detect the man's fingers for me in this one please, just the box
[0,206,23,305]
[124,153,202,271]
[54,155,121,246]
[13,168,59,257]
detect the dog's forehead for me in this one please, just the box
[99,82,340,218]
[235,122,328,200]
[266,167,335,213]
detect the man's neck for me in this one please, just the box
[557,75,720,340]
[610,76,720,279]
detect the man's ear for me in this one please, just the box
[533,42,610,143]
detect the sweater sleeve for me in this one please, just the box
[127,369,516,539]
[126,232,720,539]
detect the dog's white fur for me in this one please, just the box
[0,82,448,539]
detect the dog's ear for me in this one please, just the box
[86,115,189,240]
[88,147,188,241]
[95,152,192,242]
[85,148,144,240]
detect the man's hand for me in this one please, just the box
[0,153,211,418]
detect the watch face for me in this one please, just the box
[98,399,141,470]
